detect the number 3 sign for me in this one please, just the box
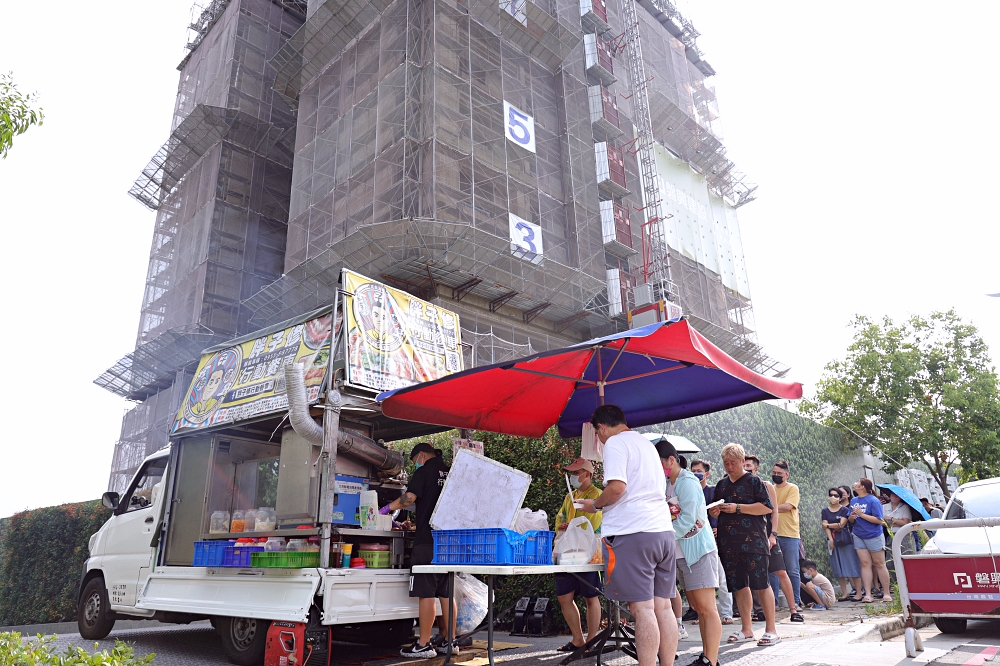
[509,212,543,264]
[503,101,536,153]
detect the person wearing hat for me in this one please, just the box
[379,443,456,658]
[554,458,604,653]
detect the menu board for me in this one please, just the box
[172,309,335,433]
[343,270,463,392]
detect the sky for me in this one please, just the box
[1,2,998,518]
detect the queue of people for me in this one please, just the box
[396,404,922,663]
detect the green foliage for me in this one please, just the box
[0,72,44,159]
[0,501,111,626]
[800,310,1000,498]
[0,633,154,665]
[647,402,884,580]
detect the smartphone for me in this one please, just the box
[706,499,725,510]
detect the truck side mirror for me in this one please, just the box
[102,492,120,510]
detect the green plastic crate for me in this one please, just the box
[360,550,391,569]
[250,551,320,568]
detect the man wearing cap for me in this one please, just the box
[554,458,604,653]
[380,443,456,658]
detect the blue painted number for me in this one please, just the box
[508,107,531,145]
[515,221,537,253]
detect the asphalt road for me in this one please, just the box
[11,616,1000,666]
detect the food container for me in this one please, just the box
[342,543,353,568]
[287,538,308,552]
[264,537,286,552]
[254,507,276,532]
[330,542,344,568]
[349,557,367,568]
[209,511,230,534]
[358,543,390,551]
[244,509,258,532]
[230,510,246,533]
[306,536,321,552]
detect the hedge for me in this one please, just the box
[0,500,111,626]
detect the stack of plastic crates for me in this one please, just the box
[432,529,554,565]
[192,541,230,566]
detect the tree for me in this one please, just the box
[0,72,44,159]
[801,310,1000,499]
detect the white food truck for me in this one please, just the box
[79,272,465,664]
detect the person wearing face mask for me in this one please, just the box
[821,488,862,602]
[553,458,604,653]
[687,460,733,626]
[799,560,835,609]
[381,443,456,659]
[770,461,802,611]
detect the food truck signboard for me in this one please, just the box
[172,309,334,433]
[344,269,463,392]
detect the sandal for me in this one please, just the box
[557,641,584,652]
[721,617,734,625]
[727,630,754,644]
[790,612,804,623]
[757,632,781,647]
[752,610,766,622]
[861,596,874,603]
[838,596,853,603]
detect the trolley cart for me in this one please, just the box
[893,517,1000,657]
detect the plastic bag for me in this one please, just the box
[554,516,597,565]
[513,508,549,533]
[454,572,490,635]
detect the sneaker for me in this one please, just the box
[677,622,690,640]
[682,607,699,622]
[435,641,460,656]
[693,653,718,666]
[400,642,437,659]
[429,634,445,648]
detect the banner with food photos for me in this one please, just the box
[172,308,336,433]
[343,269,463,392]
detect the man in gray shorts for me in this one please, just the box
[579,405,677,666]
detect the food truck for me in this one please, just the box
[78,271,465,664]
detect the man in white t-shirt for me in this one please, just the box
[579,405,677,666]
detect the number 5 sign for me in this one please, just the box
[503,101,536,153]
[509,212,543,264]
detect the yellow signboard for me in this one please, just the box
[344,270,463,392]
[172,309,334,433]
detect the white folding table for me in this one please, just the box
[411,564,613,666]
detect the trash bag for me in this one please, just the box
[554,516,597,565]
[454,572,490,635]
[513,508,549,533]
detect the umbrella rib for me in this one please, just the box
[598,363,690,386]
[508,367,598,385]
[601,338,630,383]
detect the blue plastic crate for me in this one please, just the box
[223,544,264,567]
[432,529,555,565]
[192,540,231,566]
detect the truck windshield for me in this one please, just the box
[945,484,1000,520]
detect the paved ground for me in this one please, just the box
[5,604,997,666]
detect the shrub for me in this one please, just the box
[0,501,111,626]
[0,632,154,665]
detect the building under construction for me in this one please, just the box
[97,0,784,490]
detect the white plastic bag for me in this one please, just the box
[554,516,597,565]
[513,508,549,533]
[454,572,490,634]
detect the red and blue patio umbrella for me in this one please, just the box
[378,319,803,439]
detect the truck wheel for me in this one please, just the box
[362,619,415,646]
[78,578,116,640]
[219,616,270,665]
[933,617,967,634]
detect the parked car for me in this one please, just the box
[918,476,1000,634]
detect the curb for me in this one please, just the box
[846,614,933,643]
